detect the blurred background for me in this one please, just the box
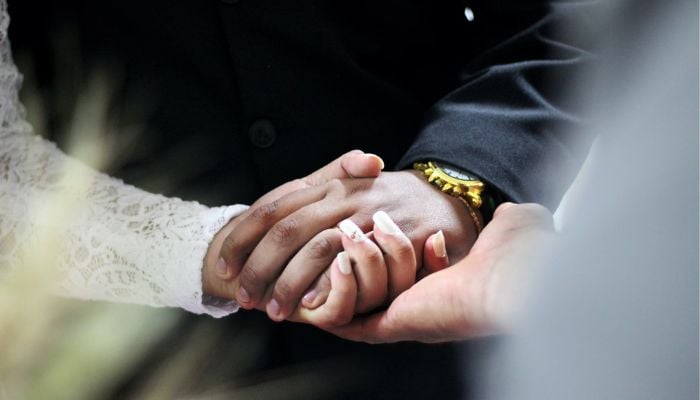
[2,1,697,399]
[3,2,476,399]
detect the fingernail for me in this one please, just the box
[433,230,447,258]
[366,153,385,170]
[302,290,317,305]
[372,210,402,235]
[337,251,352,275]
[237,287,250,304]
[267,299,281,319]
[338,219,366,242]
[215,257,228,277]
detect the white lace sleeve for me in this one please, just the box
[0,2,246,317]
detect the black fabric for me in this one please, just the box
[9,0,596,209]
[8,0,597,398]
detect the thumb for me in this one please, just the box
[324,308,405,344]
[328,268,476,343]
[326,279,446,344]
[247,151,384,213]
[304,150,384,186]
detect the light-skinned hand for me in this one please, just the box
[326,203,554,343]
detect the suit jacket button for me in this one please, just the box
[249,119,277,148]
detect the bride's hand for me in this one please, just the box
[287,211,447,329]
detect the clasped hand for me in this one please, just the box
[203,150,482,330]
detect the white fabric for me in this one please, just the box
[0,1,245,317]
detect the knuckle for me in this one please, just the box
[221,235,237,257]
[525,203,553,219]
[251,200,279,223]
[316,269,332,294]
[348,182,370,197]
[239,266,262,290]
[393,241,416,264]
[513,203,554,229]
[326,177,344,192]
[290,178,306,188]
[273,279,295,304]
[364,247,384,266]
[269,218,299,246]
[307,234,337,260]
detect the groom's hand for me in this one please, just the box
[326,203,555,343]
[223,168,481,319]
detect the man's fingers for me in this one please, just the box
[236,196,350,308]
[223,186,327,308]
[219,150,383,298]
[290,251,357,328]
[266,228,343,321]
[304,150,384,186]
[301,268,331,310]
[371,211,417,300]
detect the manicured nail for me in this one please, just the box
[237,287,250,304]
[267,299,281,319]
[337,251,352,275]
[338,219,366,242]
[215,257,228,277]
[366,153,385,170]
[302,290,317,305]
[433,230,447,258]
[372,211,402,235]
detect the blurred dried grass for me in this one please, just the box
[1,27,337,400]
[0,51,183,399]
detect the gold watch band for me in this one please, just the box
[413,161,484,234]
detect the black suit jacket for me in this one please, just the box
[9,1,596,398]
[10,0,595,209]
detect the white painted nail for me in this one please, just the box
[337,251,352,275]
[433,230,447,258]
[372,211,402,235]
[338,219,366,242]
[366,153,385,170]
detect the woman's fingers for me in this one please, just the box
[371,211,417,300]
[337,219,388,313]
[265,228,343,321]
[290,251,357,328]
[302,212,423,313]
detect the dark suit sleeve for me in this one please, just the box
[396,2,598,211]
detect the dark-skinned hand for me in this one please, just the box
[219,167,480,322]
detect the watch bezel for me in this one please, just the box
[433,161,479,182]
[422,161,484,208]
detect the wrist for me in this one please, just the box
[408,165,484,234]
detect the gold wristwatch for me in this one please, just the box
[413,161,485,233]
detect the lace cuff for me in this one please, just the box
[168,205,247,317]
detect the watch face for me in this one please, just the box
[435,161,476,181]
